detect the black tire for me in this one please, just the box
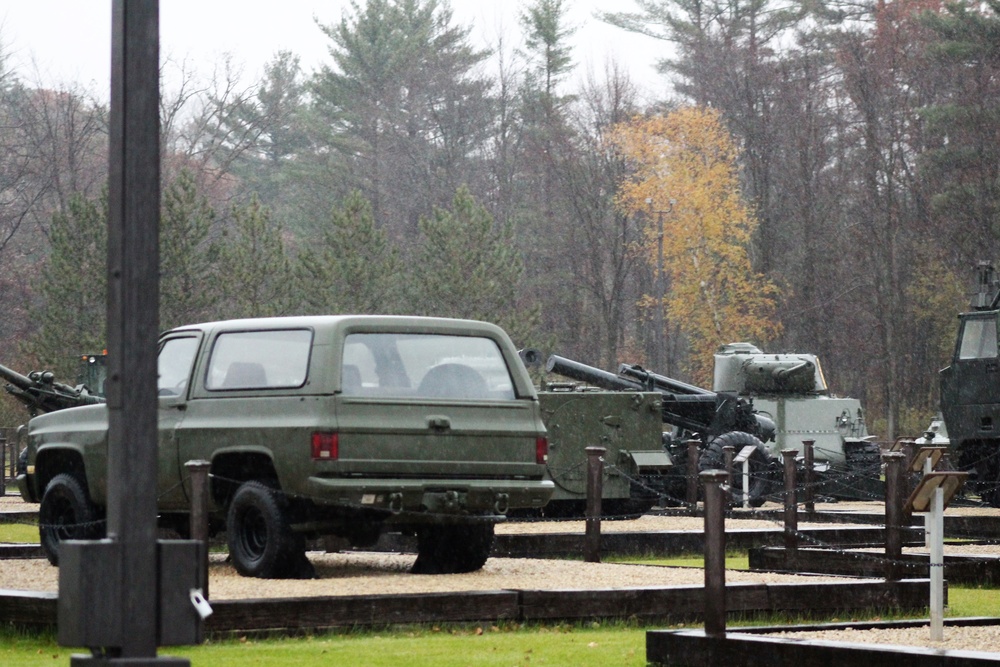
[39,473,104,566]
[411,522,494,574]
[226,481,309,579]
[699,431,775,508]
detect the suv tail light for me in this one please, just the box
[536,436,548,464]
[311,432,339,460]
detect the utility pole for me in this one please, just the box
[58,3,200,663]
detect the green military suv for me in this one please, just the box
[18,315,553,577]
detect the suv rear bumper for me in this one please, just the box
[304,476,553,514]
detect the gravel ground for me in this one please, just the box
[0,551,851,599]
[767,625,1000,653]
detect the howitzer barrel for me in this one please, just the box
[545,355,644,392]
[617,363,714,397]
[0,362,37,392]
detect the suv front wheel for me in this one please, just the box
[39,473,105,566]
[226,481,312,579]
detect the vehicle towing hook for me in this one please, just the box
[388,492,403,513]
[494,493,510,515]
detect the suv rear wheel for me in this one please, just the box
[39,473,104,566]
[411,522,494,574]
[226,481,312,578]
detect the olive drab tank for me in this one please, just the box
[713,343,880,475]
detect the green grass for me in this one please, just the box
[2,586,998,666]
[0,522,37,543]
[609,552,751,570]
[0,623,652,667]
[948,585,1000,617]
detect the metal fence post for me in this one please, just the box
[723,445,735,507]
[185,460,211,598]
[702,469,728,637]
[802,439,815,514]
[883,451,905,582]
[782,449,799,556]
[686,439,700,513]
[0,432,6,496]
[584,446,605,563]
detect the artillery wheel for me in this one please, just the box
[699,431,774,508]
[411,522,494,574]
[227,481,312,579]
[39,473,104,566]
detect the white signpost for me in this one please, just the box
[734,445,758,510]
[905,467,967,642]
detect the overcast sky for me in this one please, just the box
[0,1,670,99]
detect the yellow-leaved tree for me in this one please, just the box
[610,106,782,385]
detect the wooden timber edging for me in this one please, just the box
[749,545,1000,584]
[491,525,923,558]
[0,544,44,559]
[0,579,930,635]
[647,623,1000,667]
[1,526,921,563]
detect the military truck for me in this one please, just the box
[15,315,554,577]
[713,343,881,479]
[940,262,1000,506]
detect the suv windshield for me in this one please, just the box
[959,316,999,360]
[342,333,516,400]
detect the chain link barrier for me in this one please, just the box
[5,454,1000,574]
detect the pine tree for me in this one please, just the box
[410,186,539,346]
[24,193,107,375]
[295,190,400,314]
[217,195,293,319]
[160,170,220,329]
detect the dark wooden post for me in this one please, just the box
[686,439,700,513]
[723,445,735,507]
[185,460,211,598]
[883,451,905,582]
[782,450,798,556]
[701,470,728,637]
[103,0,162,660]
[802,439,815,514]
[584,446,605,563]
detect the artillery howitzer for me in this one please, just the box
[0,362,105,418]
[543,354,778,507]
[546,355,775,442]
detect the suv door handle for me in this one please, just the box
[427,415,451,431]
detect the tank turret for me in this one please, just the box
[713,343,877,477]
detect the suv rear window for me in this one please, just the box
[206,329,313,390]
[342,333,516,400]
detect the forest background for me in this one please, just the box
[0,0,994,441]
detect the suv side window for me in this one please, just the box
[158,336,200,397]
[959,317,999,360]
[205,329,313,391]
